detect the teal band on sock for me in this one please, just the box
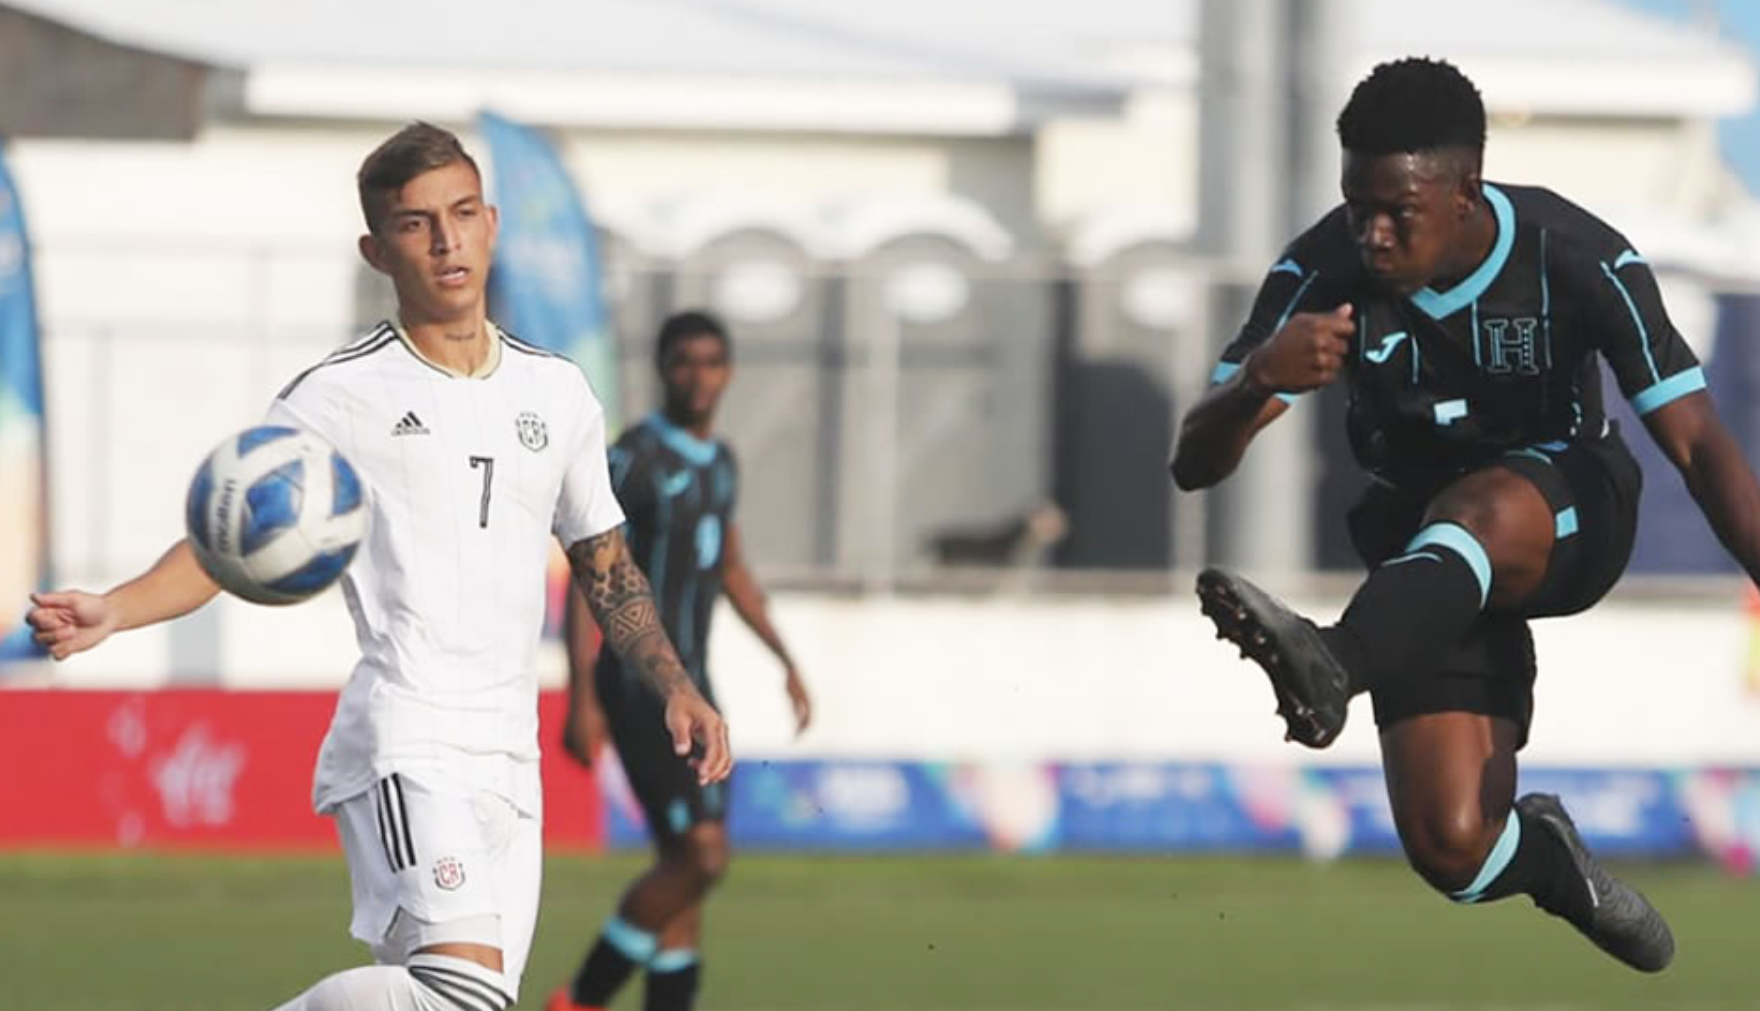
[602,915,659,962]
[650,949,700,973]
[1405,522,1492,608]
[1450,813,1522,904]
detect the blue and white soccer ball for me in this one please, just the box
[185,426,369,605]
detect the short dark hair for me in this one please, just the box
[1337,58,1486,160]
[655,310,731,367]
[357,122,480,233]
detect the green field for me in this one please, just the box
[3,851,1756,1010]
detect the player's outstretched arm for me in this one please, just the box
[1642,392,1760,585]
[721,522,810,735]
[27,540,221,660]
[565,526,732,784]
[1170,305,1353,490]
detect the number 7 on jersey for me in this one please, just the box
[469,455,494,528]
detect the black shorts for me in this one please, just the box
[595,664,729,844]
[1349,428,1643,746]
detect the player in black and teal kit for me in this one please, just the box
[551,311,810,1011]
[602,391,739,717]
[1175,59,1760,972]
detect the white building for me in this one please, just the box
[2,0,1753,575]
[4,0,1759,764]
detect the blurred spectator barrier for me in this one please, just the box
[0,689,605,850]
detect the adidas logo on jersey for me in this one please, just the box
[392,411,429,437]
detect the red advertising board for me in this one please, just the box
[0,689,604,850]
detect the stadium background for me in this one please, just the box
[3,1,1760,1008]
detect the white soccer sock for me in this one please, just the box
[267,957,512,1011]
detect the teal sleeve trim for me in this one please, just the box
[1630,366,1706,416]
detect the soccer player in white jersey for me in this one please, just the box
[25,122,731,1011]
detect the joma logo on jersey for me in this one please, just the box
[1482,317,1541,376]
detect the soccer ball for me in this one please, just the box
[185,426,369,605]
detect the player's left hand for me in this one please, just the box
[784,667,812,736]
[665,688,732,785]
[561,697,609,769]
[27,589,119,660]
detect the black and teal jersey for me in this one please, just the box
[595,412,738,698]
[1215,182,1704,488]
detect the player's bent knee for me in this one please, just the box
[1401,814,1500,896]
[663,826,731,891]
[1403,844,1480,896]
[693,839,731,886]
[1432,473,1553,554]
[679,824,721,873]
[685,834,732,888]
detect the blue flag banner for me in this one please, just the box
[0,141,46,662]
[477,110,619,422]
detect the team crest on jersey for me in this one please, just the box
[1482,317,1542,376]
[516,411,548,452]
[433,856,466,891]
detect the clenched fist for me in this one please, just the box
[1245,304,1355,395]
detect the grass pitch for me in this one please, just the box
[1,851,1753,1010]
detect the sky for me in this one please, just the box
[1621,0,1760,194]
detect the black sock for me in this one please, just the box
[644,952,701,1011]
[571,915,657,1007]
[1321,521,1490,693]
[1456,808,1594,926]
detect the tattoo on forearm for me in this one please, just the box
[604,595,659,642]
[568,529,693,698]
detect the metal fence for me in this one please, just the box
[32,234,1760,595]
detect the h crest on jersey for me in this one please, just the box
[515,411,548,452]
[1482,317,1541,376]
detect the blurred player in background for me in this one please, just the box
[1174,58,1760,972]
[27,123,730,1011]
[550,310,808,1011]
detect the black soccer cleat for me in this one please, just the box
[1517,792,1676,973]
[1195,568,1350,749]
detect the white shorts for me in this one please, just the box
[334,770,543,998]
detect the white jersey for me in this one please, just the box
[266,321,624,816]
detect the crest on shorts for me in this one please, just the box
[516,411,548,452]
[433,855,466,891]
